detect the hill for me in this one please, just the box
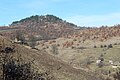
[0,36,103,80]
[35,26,120,80]
[10,15,78,39]
[1,14,120,80]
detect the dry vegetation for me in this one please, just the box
[0,36,102,80]
[0,15,120,80]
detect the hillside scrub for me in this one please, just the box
[0,46,53,80]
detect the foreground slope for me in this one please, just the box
[0,36,103,80]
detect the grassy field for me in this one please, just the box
[36,37,120,79]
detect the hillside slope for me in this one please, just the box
[0,36,103,80]
[10,15,78,39]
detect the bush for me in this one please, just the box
[29,35,37,49]
[73,39,77,41]
[98,61,104,68]
[0,54,46,80]
[71,46,75,49]
[114,43,117,45]
[0,48,51,80]
[77,47,86,49]
[113,68,120,80]
[3,60,32,80]
[104,45,107,48]
[100,45,103,48]
[107,44,113,48]
[94,45,97,48]
[51,44,59,55]
[98,57,104,61]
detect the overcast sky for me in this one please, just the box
[0,0,120,27]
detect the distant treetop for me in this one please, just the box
[11,14,63,25]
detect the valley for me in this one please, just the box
[0,15,120,80]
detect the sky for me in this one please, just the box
[0,0,120,27]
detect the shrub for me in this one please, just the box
[73,39,77,41]
[0,48,52,80]
[98,61,104,68]
[51,44,59,55]
[71,46,75,49]
[114,43,117,45]
[3,60,32,80]
[113,68,120,80]
[46,46,49,48]
[94,45,97,48]
[100,54,104,57]
[77,47,86,49]
[107,44,113,48]
[57,44,60,47]
[29,35,37,49]
[100,45,103,48]
[98,57,104,61]
[104,45,107,48]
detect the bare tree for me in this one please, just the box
[29,35,36,49]
[51,44,58,55]
[15,30,25,44]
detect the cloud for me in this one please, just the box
[66,12,120,27]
